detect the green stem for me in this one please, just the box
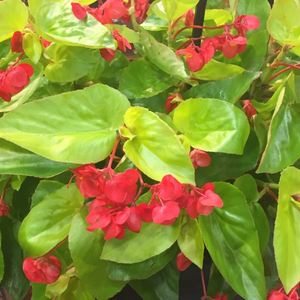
[130,0,140,32]
[0,51,19,70]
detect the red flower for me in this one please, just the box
[243,100,257,120]
[23,256,61,284]
[234,15,260,36]
[100,48,116,61]
[189,149,211,169]
[176,252,192,271]
[213,292,229,300]
[267,290,288,300]
[152,201,180,225]
[157,174,183,202]
[124,0,149,23]
[112,29,132,52]
[218,33,248,59]
[0,199,9,217]
[71,2,87,20]
[183,9,194,27]
[11,31,24,53]
[165,93,182,112]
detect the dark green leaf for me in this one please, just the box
[234,174,259,204]
[0,84,130,164]
[18,184,84,257]
[31,283,48,300]
[69,208,126,300]
[199,182,266,300]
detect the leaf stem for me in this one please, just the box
[108,136,120,169]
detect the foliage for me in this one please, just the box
[0,0,300,299]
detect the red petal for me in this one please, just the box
[199,190,223,208]
[176,252,192,271]
[152,201,180,224]
[158,175,183,201]
[11,31,24,53]
[71,2,87,19]
[18,63,34,77]
[100,48,116,61]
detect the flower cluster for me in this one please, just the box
[0,62,34,102]
[267,284,299,300]
[175,15,260,72]
[23,256,61,284]
[243,99,257,120]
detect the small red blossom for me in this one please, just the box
[165,93,182,112]
[112,29,131,52]
[0,199,9,217]
[267,290,288,300]
[190,149,211,169]
[183,9,194,27]
[234,15,260,36]
[243,100,257,120]
[124,0,149,23]
[213,292,229,300]
[11,31,24,53]
[23,256,61,284]
[176,252,192,271]
[157,174,183,202]
[71,2,87,20]
[100,48,116,61]
[152,201,180,225]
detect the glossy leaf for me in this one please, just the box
[199,182,266,300]
[11,175,26,191]
[0,231,3,282]
[0,0,28,42]
[101,217,181,264]
[119,59,179,99]
[0,60,44,112]
[46,274,71,299]
[121,106,195,184]
[0,139,76,178]
[234,174,259,204]
[192,60,244,81]
[130,258,179,300]
[69,208,126,300]
[173,98,250,154]
[18,184,84,257]
[267,0,300,46]
[0,217,30,300]
[23,32,43,64]
[44,44,98,82]
[183,71,260,104]
[177,214,204,269]
[0,84,130,164]
[139,32,189,81]
[35,1,115,48]
[274,167,300,293]
[108,244,178,281]
[161,0,198,21]
[141,14,169,31]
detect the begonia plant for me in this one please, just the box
[0,0,300,299]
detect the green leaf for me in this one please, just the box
[31,283,48,300]
[0,0,28,42]
[108,244,178,281]
[44,44,98,83]
[192,60,244,81]
[274,167,300,293]
[267,0,300,46]
[183,71,260,104]
[23,31,43,64]
[121,106,195,184]
[234,174,259,204]
[199,182,266,300]
[0,231,4,282]
[11,175,26,191]
[173,98,250,154]
[69,208,126,300]
[161,0,198,21]
[31,180,64,209]
[0,139,77,178]
[177,213,204,269]
[101,217,181,264]
[0,84,130,164]
[46,274,71,298]
[0,217,30,300]
[141,13,169,31]
[35,1,115,48]
[119,59,179,99]
[18,184,84,257]
[139,32,189,81]
[130,258,179,300]
[0,60,44,112]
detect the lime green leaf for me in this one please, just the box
[0,139,77,178]
[69,209,126,300]
[130,259,179,300]
[183,71,260,104]
[23,31,43,64]
[173,98,250,154]
[267,0,300,46]
[234,174,259,204]
[0,60,44,112]
[11,175,26,191]
[35,1,115,48]
[139,32,189,81]
[101,218,181,264]
[121,106,195,184]
[28,0,65,17]
[141,13,169,31]
[177,214,204,269]
[192,60,244,81]
[18,184,84,257]
[119,59,179,99]
[106,24,139,44]
[46,274,71,298]
[0,84,130,164]
[44,44,98,82]
[161,0,198,21]
[274,167,300,293]
[199,182,266,300]
[150,1,168,21]
[0,0,28,42]
[108,244,178,281]
[0,231,3,282]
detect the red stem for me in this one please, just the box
[271,62,300,69]
[269,66,292,82]
[169,16,183,31]
[45,237,68,256]
[201,268,207,297]
[108,137,120,169]
[173,24,225,39]
[11,53,25,67]
[268,188,278,202]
